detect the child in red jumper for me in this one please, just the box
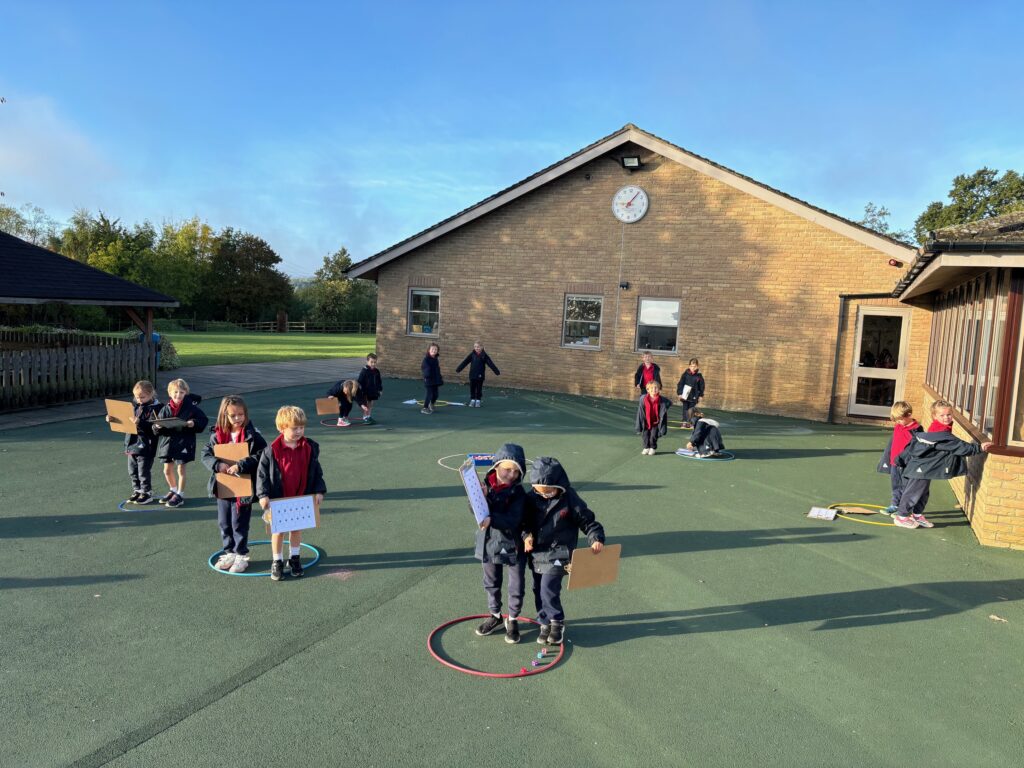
[256,406,327,581]
[633,351,662,393]
[634,380,671,455]
[877,401,922,515]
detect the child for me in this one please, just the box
[153,378,209,507]
[326,379,367,427]
[685,409,725,457]
[421,343,443,414]
[634,380,671,455]
[356,353,383,421]
[256,406,327,580]
[456,341,500,407]
[106,380,161,504]
[892,400,993,529]
[525,457,606,645]
[633,351,662,392]
[473,443,531,644]
[201,395,267,573]
[876,401,921,514]
[676,358,705,428]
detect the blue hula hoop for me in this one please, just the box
[674,449,736,462]
[207,540,321,577]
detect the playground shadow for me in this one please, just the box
[615,527,869,556]
[571,578,1024,647]
[729,448,878,460]
[313,545,474,574]
[0,505,217,539]
[0,574,143,590]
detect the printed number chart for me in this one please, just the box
[269,495,319,534]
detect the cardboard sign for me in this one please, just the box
[213,443,252,500]
[460,459,490,525]
[837,505,879,516]
[268,495,319,534]
[213,443,249,462]
[105,399,138,435]
[315,397,338,415]
[567,543,621,591]
[807,506,837,521]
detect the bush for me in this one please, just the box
[158,336,181,370]
[153,318,188,333]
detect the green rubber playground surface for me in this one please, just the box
[3,381,1023,767]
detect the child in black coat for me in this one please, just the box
[326,379,367,427]
[685,410,725,457]
[876,401,922,514]
[526,457,606,645]
[635,380,671,455]
[356,353,383,420]
[456,341,500,407]
[201,395,267,573]
[154,378,209,507]
[633,351,662,392]
[420,343,443,414]
[106,379,161,504]
[473,443,531,644]
[676,357,705,428]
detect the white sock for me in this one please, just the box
[274,556,283,562]
[169,487,178,494]
[290,546,301,557]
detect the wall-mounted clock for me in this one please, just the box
[612,185,649,223]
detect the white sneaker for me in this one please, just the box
[229,555,250,573]
[337,417,351,427]
[215,552,236,570]
[475,400,482,407]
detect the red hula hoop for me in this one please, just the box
[427,614,566,678]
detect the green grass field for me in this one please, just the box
[4,381,1023,767]
[165,331,376,367]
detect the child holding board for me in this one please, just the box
[154,378,209,507]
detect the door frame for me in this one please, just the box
[847,306,913,418]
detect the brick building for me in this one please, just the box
[350,124,922,423]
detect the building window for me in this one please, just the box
[1008,288,1024,447]
[925,269,1011,440]
[562,295,603,348]
[408,289,440,336]
[635,298,680,353]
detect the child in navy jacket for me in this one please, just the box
[635,380,671,455]
[201,395,267,573]
[106,379,161,504]
[326,379,367,427]
[421,343,443,414]
[876,401,922,514]
[633,351,662,392]
[356,353,383,420]
[685,410,725,457]
[473,443,531,644]
[456,341,500,407]
[676,358,705,428]
[526,457,605,645]
[154,378,209,508]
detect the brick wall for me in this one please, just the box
[373,145,917,421]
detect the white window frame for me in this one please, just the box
[407,288,440,337]
[562,294,603,350]
[635,297,681,355]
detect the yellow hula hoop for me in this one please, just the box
[828,502,895,527]
[418,400,451,407]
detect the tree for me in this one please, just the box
[302,247,377,326]
[197,228,293,322]
[857,202,914,245]
[0,202,58,245]
[914,168,1024,242]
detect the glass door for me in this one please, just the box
[848,307,912,418]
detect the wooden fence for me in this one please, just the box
[0,340,156,411]
[168,320,376,334]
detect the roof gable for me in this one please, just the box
[0,231,179,307]
[348,124,914,279]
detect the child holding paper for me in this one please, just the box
[256,406,327,581]
[154,378,209,507]
[526,457,605,645]
[474,443,531,644]
[356,353,383,420]
[201,395,267,573]
[326,378,367,427]
[106,379,161,504]
[635,379,671,455]
[676,358,705,428]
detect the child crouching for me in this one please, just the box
[686,410,725,457]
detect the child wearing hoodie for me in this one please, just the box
[876,401,922,514]
[420,343,443,414]
[153,378,209,507]
[525,457,606,645]
[892,399,993,529]
[356,353,383,420]
[473,443,531,644]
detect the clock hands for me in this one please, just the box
[625,191,640,207]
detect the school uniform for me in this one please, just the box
[155,394,209,464]
[634,393,671,450]
[326,381,368,419]
[124,399,162,494]
[421,354,443,410]
[526,458,605,627]
[876,420,922,507]
[633,362,662,389]
[356,365,383,402]
[255,436,328,501]
[475,444,530,619]
[456,349,500,403]
[676,369,705,424]
[690,417,725,455]
[201,423,267,557]
[894,427,984,518]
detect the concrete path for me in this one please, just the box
[0,357,364,430]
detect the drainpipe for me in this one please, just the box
[828,292,893,423]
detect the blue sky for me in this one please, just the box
[2,1,1022,276]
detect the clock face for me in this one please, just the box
[612,185,649,223]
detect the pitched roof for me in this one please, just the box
[0,231,179,307]
[348,123,914,279]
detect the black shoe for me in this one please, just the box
[548,621,564,644]
[504,617,521,644]
[537,624,551,645]
[158,492,175,504]
[475,614,503,636]
[166,493,184,508]
[135,492,153,504]
[271,559,285,581]
[126,491,142,504]
[288,554,304,578]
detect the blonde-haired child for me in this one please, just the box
[876,401,921,515]
[326,378,367,427]
[201,395,267,573]
[153,378,209,507]
[106,379,161,504]
[256,406,327,580]
[634,380,671,455]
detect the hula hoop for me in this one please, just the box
[437,453,469,471]
[427,614,566,678]
[674,449,735,461]
[207,540,321,577]
[318,417,378,428]
[828,502,895,527]
[413,400,451,407]
[117,500,161,512]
